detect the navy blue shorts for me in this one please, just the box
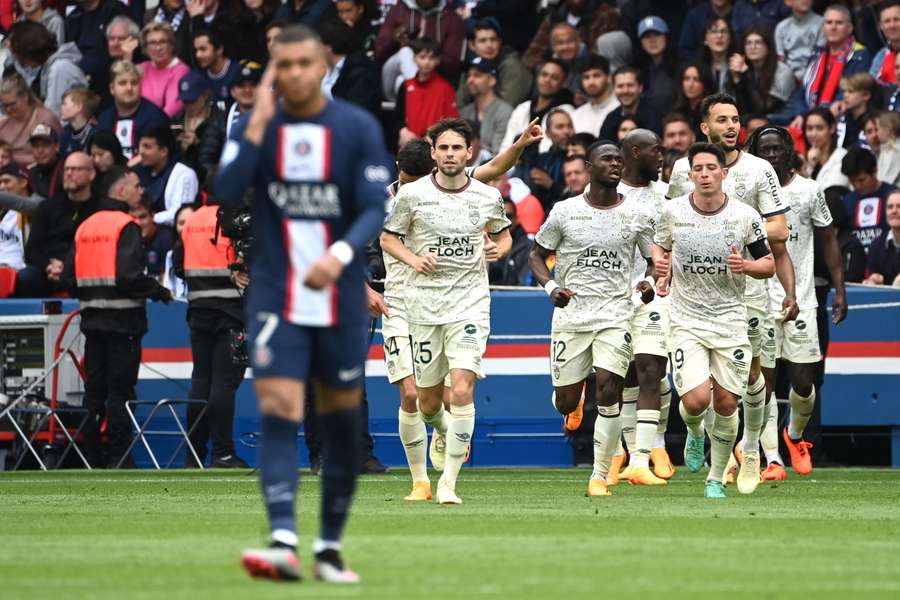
[248,310,369,388]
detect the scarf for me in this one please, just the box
[806,37,857,108]
[881,49,897,85]
[156,7,186,32]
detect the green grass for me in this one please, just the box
[2,469,900,599]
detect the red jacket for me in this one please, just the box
[402,73,458,138]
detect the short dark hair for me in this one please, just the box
[700,92,739,121]
[102,165,136,199]
[192,27,224,50]
[7,21,58,65]
[397,139,435,177]
[579,53,610,76]
[662,112,692,131]
[841,146,878,177]
[545,108,572,128]
[472,18,502,39]
[410,37,441,56]
[541,57,569,77]
[879,0,900,16]
[318,17,361,55]
[586,139,620,161]
[139,126,176,158]
[563,153,587,166]
[612,65,640,83]
[129,194,155,213]
[265,18,288,37]
[569,132,597,149]
[688,142,727,167]
[427,118,474,148]
[273,24,322,47]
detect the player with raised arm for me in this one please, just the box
[529,141,656,497]
[667,93,793,494]
[215,25,392,584]
[654,142,776,499]
[745,126,848,479]
[380,118,512,505]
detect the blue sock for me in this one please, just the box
[259,415,299,543]
[319,407,361,543]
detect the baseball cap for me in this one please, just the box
[469,56,498,77]
[0,162,28,179]
[638,15,669,37]
[178,71,210,103]
[28,124,58,143]
[233,60,263,86]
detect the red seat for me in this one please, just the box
[0,266,17,298]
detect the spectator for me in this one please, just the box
[16,0,65,45]
[488,198,532,286]
[876,110,900,186]
[571,54,618,135]
[88,129,127,178]
[673,61,716,137]
[0,163,29,271]
[375,0,465,100]
[840,145,897,252]
[680,0,734,58]
[27,124,64,200]
[562,153,589,196]
[885,56,900,109]
[548,22,589,97]
[836,72,877,148]
[745,113,771,137]
[702,16,736,91]
[193,28,241,110]
[521,107,573,209]
[198,60,260,188]
[175,71,219,183]
[162,202,193,299]
[619,0,685,48]
[865,190,900,285]
[98,16,143,109]
[598,66,660,141]
[392,37,458,148]
[662,147,682,181]
[870,0,900,85]
[457,18,532,108]
[731,0,790,40]
[264,20,287,59]
[335,0,377,57]
[617,116,640,142]
[864,110,881,155]
[185,0,239,60]
[17,151,97,297]
[803,106,849,190]
[144,0,192,65]
[635,16,678,112]
[231,0,281,65]
[129,195,175,278]
[661,112,697,153]
[97,60,171,161]
[134,126,198,226]
[726,23,796,117]
[274,0,337,29]
[566,132,596,158]
[459,57,512,159]
[59,87,100,156]
[774,0,824,82]
[66,0,129,94]
[524,0,618,70]
[0,74,61,168]
[0,141,12,168]
[6,21,88,115]
[139,22,192,118]
[319,17,381,115]
[500,59,573,151]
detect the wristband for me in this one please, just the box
[544,280,560,296]
[328,241,354,266]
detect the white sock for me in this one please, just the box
[679,401,707,437]
[441,404,474,484]
[620,387,638,454]
[703,401,716,433]
[760,395,782,465]
[707,410,738,483]
[591,404,622,480]
[657,378,671,434]
[398,408,428,483]
[788,387,815,440]
[741,376,766,455]
[631,409,660,469]
[272,528,298,548]
[420,402,448,435]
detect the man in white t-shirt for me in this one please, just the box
[571,54,619,135]
[0,163,28,272]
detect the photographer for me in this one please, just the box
[173,199,250,468]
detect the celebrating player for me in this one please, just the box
[216,25,392,583]
[380,118,512,505]
[529,141,655,497]
[667,93,793,494]
[745,126,848,479]
[654,142,776,499]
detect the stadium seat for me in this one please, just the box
[0,267,17,298]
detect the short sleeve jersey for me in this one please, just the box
[535,193,654,332]
[768,175,833,310]
[383,174,510,325]
[618,179,667,286]
[382,181,411,323]
[655,194,769,339]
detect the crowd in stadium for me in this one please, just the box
[0,0,896,295]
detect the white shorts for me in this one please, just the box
[746,302,773,359]
[551,326,632,387]
[670,326,751,397]
[630,300,670,358]
[761,308,822,369]
[383,334,414,384]
[409,320,488,388]
[381,311,408,339]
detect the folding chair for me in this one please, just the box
[118,399,208,469]
[10,405,91,470]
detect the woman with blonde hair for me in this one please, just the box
[139,21,191,118]
[0,74,61,167]
[875,111,900,187]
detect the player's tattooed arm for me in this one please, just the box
[771,241,799,321]
[529,243,575,307]
[379,231,438,274]
[819,225,848,324]
[471,118,544,183]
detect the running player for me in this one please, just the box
[745,126,848,479]
[216,26,392,583]
[380,118,512,505]
[667,93,793,494]
[654,142,776,498]
[529,141,656,497]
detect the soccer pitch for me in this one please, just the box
[2,469,899,599]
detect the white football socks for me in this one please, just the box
[741,376,766,454]
[760,395,783,465]
[420,402,449,435]
[788,387,816,441]
[679,401,707,438]
[442,404,474,485]
[631,409,660,469]
[398,408,428,483]
[620,387,638,453]
[591,404,622,480]
[707,410,738,483]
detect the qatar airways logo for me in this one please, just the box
[267,182,342,217]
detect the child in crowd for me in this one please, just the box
[58,87,100,155]
[394,38,458,148]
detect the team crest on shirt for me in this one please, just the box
[553,365,561,380]
[731,173,747,199]
[469,207,480,225]
[295,141,312,155]
[724,231,736,247]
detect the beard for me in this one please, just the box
[438,162,465,177]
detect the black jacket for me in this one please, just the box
[331,53,381,117]
[598,100,662,140]
[25,192,99,269]
[177,105,225,187]
[198,105,244,191]
[28,159,64,202]
[489,225,532,286]
[66,0,129,94]
[63,199,170,336]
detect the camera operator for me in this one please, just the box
[173,199,250,468]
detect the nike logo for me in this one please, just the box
[337,366,363,382]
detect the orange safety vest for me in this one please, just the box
[182,205,241,301]
[74,210,143,310]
